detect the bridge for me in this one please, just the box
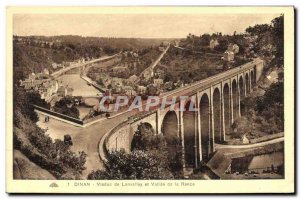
[102,58,264,170]
[51,53,120,78]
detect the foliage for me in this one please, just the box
[256,81,284,113]
[89,123,183,179]
[13,35,171,82]
[160,45,224,86]
[13,86,87,179]
[53,97,80,119]
[13,86,49,123]
[232,81,284,140]
[215,37,229,52]
[246,15,284,67]
[246,24,272,36]
[199,34,211,46]
[88,150,172,179]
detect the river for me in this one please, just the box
[248,151,284,170]
[57,74,100,97]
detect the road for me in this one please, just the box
[215,137,284,150]
[37,109,134,177]
[51,53,120,78]
[139,44,170,78]
[39,55,262,178]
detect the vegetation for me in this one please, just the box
[13,86,87,179]
[86,47,161,86]
[230,15,284,141]
[52,97,80,119]
[181,32,248,55]
[13,36,171,83]
[88,123,183,179]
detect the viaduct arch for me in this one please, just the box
[104,59,264,170]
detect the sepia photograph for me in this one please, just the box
[6,6,294,194]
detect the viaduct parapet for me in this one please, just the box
[103,58,264,169]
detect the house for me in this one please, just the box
[56,63,63,68]
[20,71,52,89]
[57,86,73,97]
[123,86,136,97]
[154,68,165,79]
[133,52,139,58]
[153,78,164,87]
[111,78,124,88]
[43,68,50,75]
[52,63,58,69]
[20,71,59,102]
[223,50,235,61]
[143,68,153,80]
[210,39,219,49]
[228,43,239,54]
[164,81,174,91]
[112,85,123,94]
[173,40,180,47]
[137,85,147,94]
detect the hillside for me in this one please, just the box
[13,149,56,180]
[13,35,172,82]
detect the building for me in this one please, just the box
[123,86,137,97]
[132,52,139,58]
[57,86,73,97]
[111,78,123,87]
[228,43,240,54]
[52,63,58,69]
[137,85,147,94]
[143,68,153,80]
[223,50,235,61]
[154,68,165,79]
[210,39,219,49]
[20,70,59,102]
[241,134,250,144]
[173,40,180,47]
[43,68,50,75]
[36,80,59,102]
[153,78,164,87]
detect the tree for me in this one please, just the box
[14,86,49,123]
[146,84,160,97]
[88,150,173,180]
[256,82,283,113]
[200,34,211,46]
[246,24,271,36]
[164,73,174,82]
[271,15,284,63]
[215,37,229,52]
[53,97,80,119]
[88,123,183,179]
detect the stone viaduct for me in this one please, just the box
[104,58,264,169]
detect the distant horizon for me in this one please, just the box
[13,14,281,38]
[13,34,184,40]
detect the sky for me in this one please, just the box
[13,14,281,38]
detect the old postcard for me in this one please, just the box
[6,6,294,194]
